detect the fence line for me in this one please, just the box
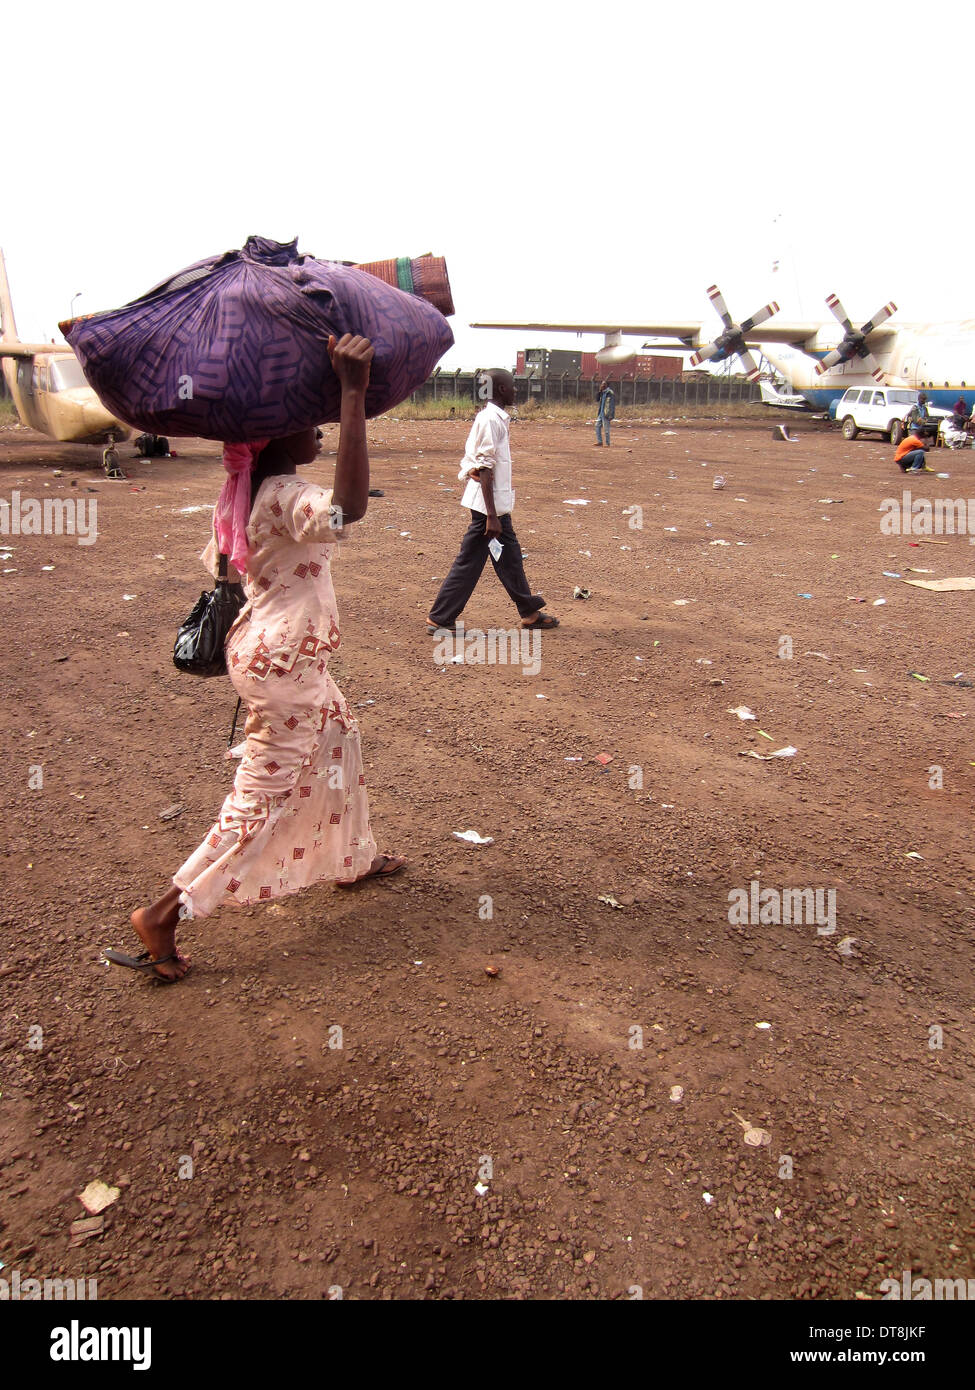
[408,370,761,407]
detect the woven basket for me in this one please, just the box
[355,255,454,317]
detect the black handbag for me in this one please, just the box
[173,553,245,677]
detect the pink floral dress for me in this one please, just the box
[174,475,377,917]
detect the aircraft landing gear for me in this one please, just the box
[103,432,124,479]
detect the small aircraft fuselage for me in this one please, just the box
[1,349,130,445]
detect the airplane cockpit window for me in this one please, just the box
[49,358,88,392]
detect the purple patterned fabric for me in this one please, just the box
[61,236,454,442]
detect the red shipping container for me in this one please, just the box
[581,352,682,379]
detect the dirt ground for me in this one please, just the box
[1,409,974,1302]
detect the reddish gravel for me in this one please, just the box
[1,412,973,1300]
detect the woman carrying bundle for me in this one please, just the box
[107,334,403,983]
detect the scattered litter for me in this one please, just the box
[904,576,975,592]
[598,894,623,909]
[474,1182,489,1197]
[122,593,136,601]
[882,571,901,579]
[176,504,214,514]
[669,1085,684,1102]
[712,475,726,490]
[733,1111,771,1146]
[79,1180,120,1214]
[847,596,866,603]
[452,830,494,846]
[573,586,592,600]
[740,745,797,761]
[873,598,887,606]
[536,694,547,699]
[804,651,830,660]
[565,756,582,761]
[563,498,589,506]
[797,592,813,599]
[905,851,924,861]
[664,526,678,532]
[485,963,500,978]
[817,497,843,504]
[696,658,712,666]
[594,753,614,766]
[836,936,858,957]
[41,564,55,572]
[672,599,692,606]
[702,1191,715,1205]
[579,549,592,557]
[757,730,773,740]
[908,671,929,682]
[158,803,184,822]
[905,568,932,574]
[709,539,730,546]
[662,430,677,436]
[70,1215,105,1246]
[755,1022,772,1030]
[727,705,756,721]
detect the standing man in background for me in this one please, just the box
[427,369,559,633]
[595,378,615,447]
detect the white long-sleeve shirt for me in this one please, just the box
[458,401,515,515]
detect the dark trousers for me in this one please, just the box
[429,511,546,626]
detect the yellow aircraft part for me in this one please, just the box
[1,350,130,444]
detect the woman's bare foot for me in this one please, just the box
[130,890,190,982]
[336,854,406,888]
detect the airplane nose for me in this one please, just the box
[81,392,122,435]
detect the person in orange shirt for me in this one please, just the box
[894,430,929,472]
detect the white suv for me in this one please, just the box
[834,387,949,444]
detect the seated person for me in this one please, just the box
[942,415,969,448]
[895,429,930,471]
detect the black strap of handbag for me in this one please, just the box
[217,552,243,749]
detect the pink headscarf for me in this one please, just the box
[215,440,269,574]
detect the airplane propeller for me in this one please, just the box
[688,285,780,382]
[814,294,897,381]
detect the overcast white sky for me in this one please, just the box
[3,0,971,371]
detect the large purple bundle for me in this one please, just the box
[61,236,454,442]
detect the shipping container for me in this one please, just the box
[580,353,683,380]
[521,346,582,373]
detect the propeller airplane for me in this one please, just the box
[1,247,131,474]
[473,287,975,414]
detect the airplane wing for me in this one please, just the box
[471,320,704,340]
[471,319,833,350]
[0,342,74,358]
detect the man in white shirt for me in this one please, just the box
[427,369,559,633]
